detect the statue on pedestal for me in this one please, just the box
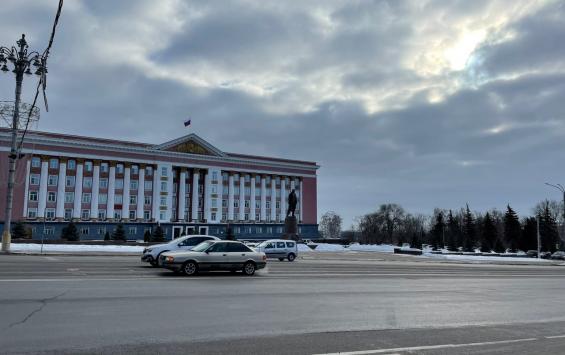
[283,189,299,240]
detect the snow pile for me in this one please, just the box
[297,243,314,252]
[348,243,396,252]
[422,252,553,263]
[311,243,346,252]
[10,243,144,253]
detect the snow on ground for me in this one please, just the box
[421,253,553,263]
[10,243,144,253]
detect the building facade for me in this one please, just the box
[0,129,319,240]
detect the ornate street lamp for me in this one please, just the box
[0,34,47,252]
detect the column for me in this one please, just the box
[122,165,131,220]
[90,164,100,220]
[280,176,286,221]
[72,162,83,219]
[137,167,145,221]
[178,169,186,221]
[37,159,48,218]
[260,175,267,221]
[270,176,277,222]
[152,165,160,221]
[166,165,173,221]
[107,164,116,221]
[227,173,234,221]
[239,174,245,221]
[204,171,212,221]
[22,159,31,217]
[191,169,200,221]
[250,175,256,221]
[299,178,303,222]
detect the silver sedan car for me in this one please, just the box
[160,240,267,276]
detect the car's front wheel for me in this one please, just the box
[156,251,169,267]
[243,262,256,276]
[182,261,198,276]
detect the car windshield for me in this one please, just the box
[191,241,214,252]
[171,235,190,244]
[256,241,269,248]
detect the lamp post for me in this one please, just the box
[545,182,565,251]
[0,34,46,253]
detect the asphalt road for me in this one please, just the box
[1,253,565,354]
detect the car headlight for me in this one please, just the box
[165,256,175,263]
[144,248,152,254]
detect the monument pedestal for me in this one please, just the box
[282,215,299,241]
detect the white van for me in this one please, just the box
[254,239,298,262]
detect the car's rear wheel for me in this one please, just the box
[149,257,158,267]
[287,253,296,262]
[243,262,256,276]
[182,261,198,276]
[278,257,284,261]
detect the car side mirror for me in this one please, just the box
[178,243,183,247]
[205,250,210,254]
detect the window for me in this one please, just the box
[47,191,56,203]
[30,174,40,185]
[98,209,106,220]
[198,212,203,221]
[144,196,151,205]
[64,209,72,220]
[198,185,203,194]
[49,158,58,169]
[255,213,260,220]
[82,193,91,203]
[81,209,90,220]
[131,165,139,175]
[144,181,152,190]
[244,213,249,221]
[98,227,106,235]
[84,161,93,172]
[115,179,124,189]
[212,171,218,181]
[245,187,251,195]
[65,176,75,187]
[128,226,137,235]
[228,243,252,252]
[83,177,92,188]
[48,175,58,186]
[45,208,55,220]
[80,227,89,235]
[266,215,271,222]
[116,164,124,174]
[256,226,263,234]
[31,157,41,168]
[276,201,280,209]
[27,208,38,218]
[173,183,177,194]
[159,211,166,220]
[99,178,108,189]
[114,210,122,220]
[267,189,272,196]
[44,227,55,236]
[29,191,38,201]
[199,198,203,208]
[255,201,260,209]
[161,167,167,177]
[130,195,137,204]
[129,210,136,220]
[244,200,250,208]
[235,186,240,195]
[286,242,295,248]
[211,212,216,221]
[234,200,239,208]
[146,166,153,176]
[161,182,167,192]
[222,213,227,221]
[160,197,166,207]
[143,210,150,221]
[100,163,108,173]
[266,201,271,209]
[114,194,123,204]
[223,186,228,195]
[65,192,74,203]
[95,193,106,204]
[211,185,218,194]
[222,199,227,208]
[130,180,138,190]
[245,174,250,183]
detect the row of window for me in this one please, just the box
[30,174,154,191]
[27,207,152,221]
[31,158,155,176]
[41,226,141,236]
[219,185,299,197]
[29,191,154,205]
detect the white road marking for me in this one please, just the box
[44,256,59,261]
[313,337,538,355]
[545,334,565,339]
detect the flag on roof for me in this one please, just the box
[184,119,191,127]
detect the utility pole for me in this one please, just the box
[0,35,46,253]
[545,182,565,251]
[537,214,541,259]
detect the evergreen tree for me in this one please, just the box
[462,205,476,252]
[480,212,497,252]
[504,205,521,252]
[430,212,445,251]
[104,231,110,241]
[12,221,28,239]
[410,232,422,249]
[521,217,538,252]
[61,222,79,241]
[445,210,460,251]
[151,225,165,242]
[143,230,151,242]
[112,224,127,242]
[540,205,559,252]
[493,236,506,253]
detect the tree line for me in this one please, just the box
[351,201,563,253]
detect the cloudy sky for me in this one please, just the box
[0,0,564,226]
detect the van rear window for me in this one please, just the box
[286,242,295,248]
[277,242,285,248]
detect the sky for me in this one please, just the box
[0,0,564,227]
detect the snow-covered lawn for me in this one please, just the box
[421,252,553,263]
[10,243,144,253]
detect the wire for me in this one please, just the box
[16,0,64,156]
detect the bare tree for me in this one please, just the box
[319,211,343,239]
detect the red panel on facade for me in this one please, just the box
[0,152,28,221]
[302,177,317,224]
